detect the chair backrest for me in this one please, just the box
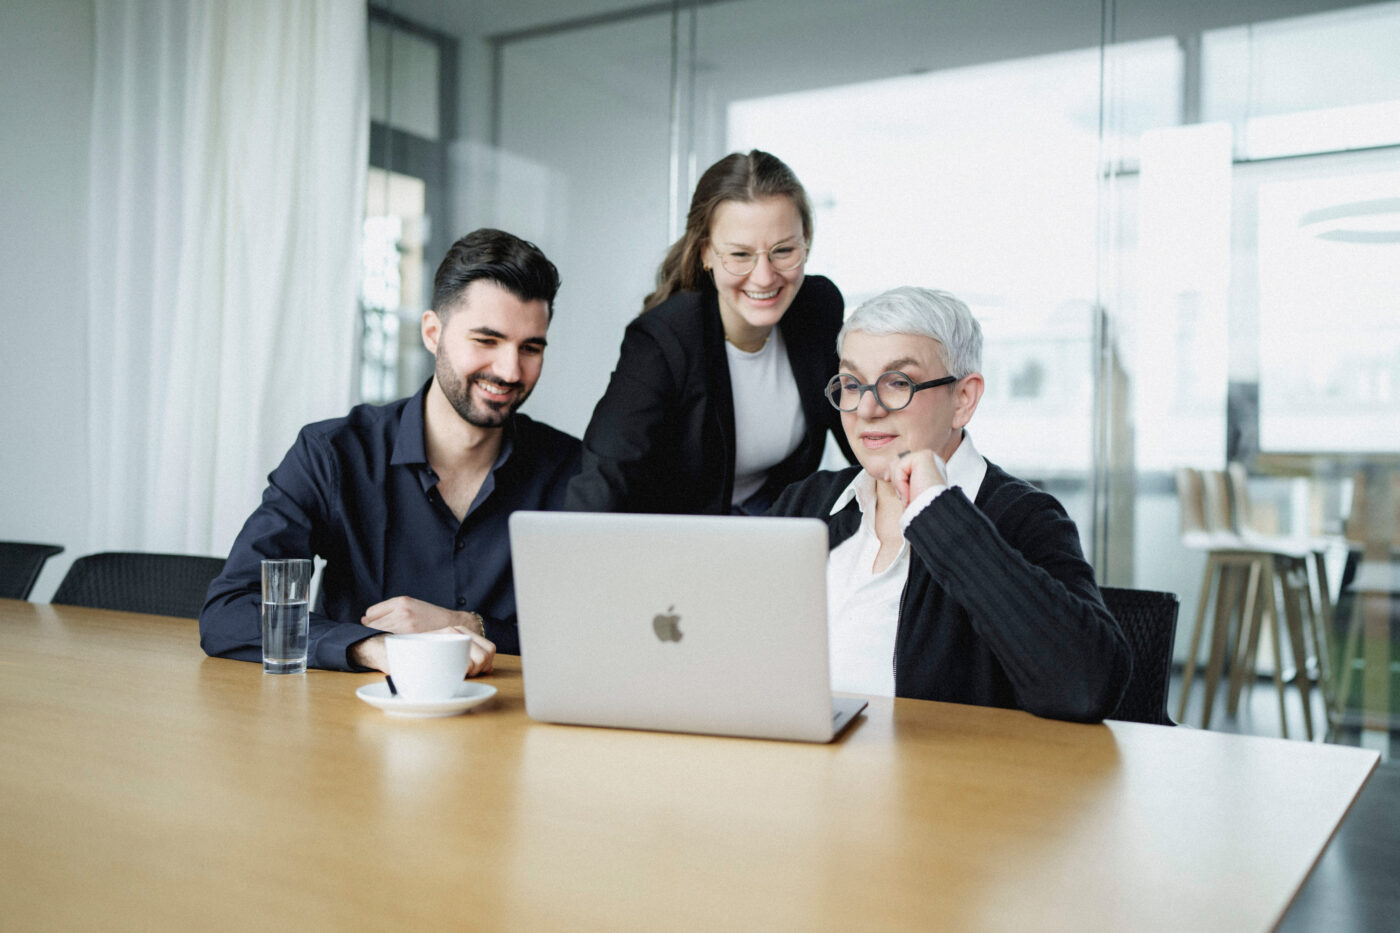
[1175,467,1210,539]
[0,541,65,600]
[1200,469,1236,536]
[1345,468,1400,550]
[51,552,227,619]
[1100,585,1180,726]
[1226,462,1255,536]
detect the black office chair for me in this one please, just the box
[0,541,65,600]
[1100,586,1180,726]
[51,552,227,619]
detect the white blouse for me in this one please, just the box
[825,432,988,696]
[726,327,805,506]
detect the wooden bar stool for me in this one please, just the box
[1175,468,1271,728]
[1175,467,1323,737]
[1222,464,1334,739]
[1225,550,1320,739]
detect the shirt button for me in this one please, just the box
[455,539,465,551]
[456,597,466,607]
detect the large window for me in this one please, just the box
[1202,2,1400,160]
[1191,3,1400,457]
[1252,153,1400,453]
[726,38,1182,501]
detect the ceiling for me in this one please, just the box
[376,0,1381,120]
[377,0,663,41]
[377,0,1375,47]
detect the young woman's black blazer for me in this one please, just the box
[566,274,853,514]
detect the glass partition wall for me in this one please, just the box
[371,0,1400,732]
[485,0,1121,566]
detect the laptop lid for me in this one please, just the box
[509,511,865,743]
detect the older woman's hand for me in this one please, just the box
[887,449,949,508]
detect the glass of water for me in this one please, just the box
[261,559,312,674]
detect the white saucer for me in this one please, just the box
[355,681,497,718]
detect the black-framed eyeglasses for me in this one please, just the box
[824,371,958,412]
[714,242,807,276]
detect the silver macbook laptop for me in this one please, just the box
[509,511,867,743]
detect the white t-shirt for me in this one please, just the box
[825,432,988,696]
[726,328,805,506]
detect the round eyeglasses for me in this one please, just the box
[825,371,958,412]
[714,243,807,276]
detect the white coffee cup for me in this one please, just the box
[385,633,472,701]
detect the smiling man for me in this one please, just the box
[769,286,1131,722]
[201,229,581,672]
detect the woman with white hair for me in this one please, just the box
[769,286,1130,722]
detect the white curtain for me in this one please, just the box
[88,0,368,556]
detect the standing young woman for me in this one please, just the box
[566,150,851,515]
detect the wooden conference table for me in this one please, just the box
[0,600,1380,932]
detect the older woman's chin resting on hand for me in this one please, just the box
[769,286,1131,723]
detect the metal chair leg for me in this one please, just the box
[1332,588,1365,727]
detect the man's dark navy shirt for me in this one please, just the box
[199,382,582,669]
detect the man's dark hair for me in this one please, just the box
[432,228,561,318]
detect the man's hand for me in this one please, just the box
[348,625,496,676]
[362,596,485,636]
[887,449,948,508]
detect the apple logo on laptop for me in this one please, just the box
[652,605,683,642]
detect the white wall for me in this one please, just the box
[483,13,676,439]
[0,0,95,600]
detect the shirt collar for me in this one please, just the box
[390,380,433,467]
[830,469,877,516]
[944,430,988,502]
[390,378,518,474]
[828,429,987,516]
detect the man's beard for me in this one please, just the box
[436,351,531,428]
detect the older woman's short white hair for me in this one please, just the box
[837,286,983,378]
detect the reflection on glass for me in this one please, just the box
[1258,167,1400,452]
[1202,1,1400,159]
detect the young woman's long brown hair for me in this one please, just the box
[642,150,814,312]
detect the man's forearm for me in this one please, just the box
[348,632,388,671]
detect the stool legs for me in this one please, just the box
[1277,556,1314,740]
[1227,561,1265,716]
[1177,552,1220,724]
[1182,553,1266,730]
[1264,562,1290,739]
[1182,549,1325,739]
[1308,551,1336,717]
[1199,562,1243,729]
[1332,586,1368,727]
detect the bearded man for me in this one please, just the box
[201,229,580,672]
